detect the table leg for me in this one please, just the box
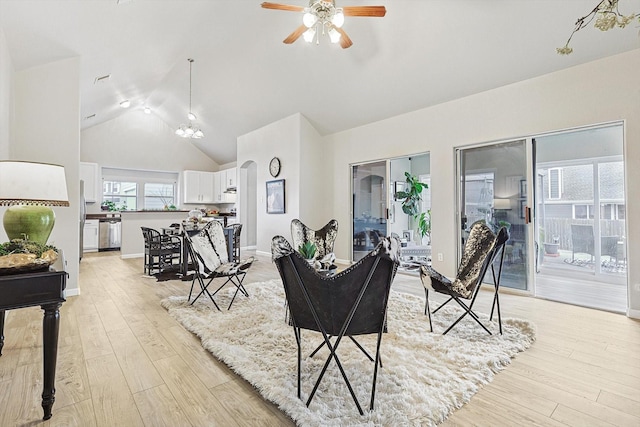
[41,302,61,420]
[0,309,5,356]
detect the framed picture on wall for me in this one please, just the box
[266,179,285,214]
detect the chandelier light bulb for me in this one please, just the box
[332,10,344,28]
[303,11,317,28]
[176,58,204,139]
[119,100,131,108]
[303,27,316,43]
[328,27,341,44]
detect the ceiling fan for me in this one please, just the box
[261,1,386,49]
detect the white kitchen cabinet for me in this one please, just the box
[213,171,222,202]
[214,169,236,204]
[183,170,215,204]
[80,162,99,203]
[225,167,237,189]
[83,220,99,252]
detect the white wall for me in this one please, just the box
[11,57,81,295]
[299,115,331,230]
[237,113,303,255]
[0,27,11,158]
[82,110,219,173]
[326,49,640,317]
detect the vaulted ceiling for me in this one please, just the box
[1,0,638,164]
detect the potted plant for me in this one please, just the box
[395,172,429,244]
[298,241,317,266]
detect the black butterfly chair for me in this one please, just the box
[272,234,400,415]
[420,221,509,335]
[185,221,255,310]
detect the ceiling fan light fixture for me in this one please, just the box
[175,128,185,136]
[193,129,204,138]
[303,11,317,28]
[332,10,344,28]
[328,27,341,43]
[303,27,316,43]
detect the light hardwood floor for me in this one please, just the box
[0,251,638,426]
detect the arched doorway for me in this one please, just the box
[239,160,257,249]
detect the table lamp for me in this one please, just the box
[0,161,69,245]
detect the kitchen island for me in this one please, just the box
[120,211,191,258]
[119,211,238,260]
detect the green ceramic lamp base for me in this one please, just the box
[3,205,56,245]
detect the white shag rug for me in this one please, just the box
[161,279,536,427]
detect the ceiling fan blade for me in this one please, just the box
[334,27,353,49]
[342,6,386,17]
[283,24,307,44]
[261,2,304,12]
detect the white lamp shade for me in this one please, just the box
[303,12,317,28]
[303,28,316,43]
[328,27,341,43]
[332,11,344,28]
[0,161,69,206]
[493,198,511,210]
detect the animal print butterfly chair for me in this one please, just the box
[185,221,255,310]
[290,218,338,269]
[420,220,509,335]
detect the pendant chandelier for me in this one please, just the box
[175,58,204,139]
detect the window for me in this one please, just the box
[144,183,176,210]
[601,203,626,220]
[103,181,137,211]
[548,168,562,199]
[102,167,179,211]
[573,204,594,219]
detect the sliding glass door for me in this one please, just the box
[457,140,530,290]
[534,124,627,312]
[352,161,387,262]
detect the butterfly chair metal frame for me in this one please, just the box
[185,221,254,310]
[272,235,399,415]
[420,221,509,335]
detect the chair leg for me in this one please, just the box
[293,326,301,400]
[490,288,502,335]
[443,296,492,336]
[424,287,433,332]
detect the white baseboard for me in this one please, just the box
[121,253,143,259]
[65,288,81,297]
[335,258,351,265]
[627,308,640,319]
[256,250,271,258]
[243,245,257,250]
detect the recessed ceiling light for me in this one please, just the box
[120,100,131,108]
[144,107,151,114]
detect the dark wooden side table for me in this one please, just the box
[0,264,67,420]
